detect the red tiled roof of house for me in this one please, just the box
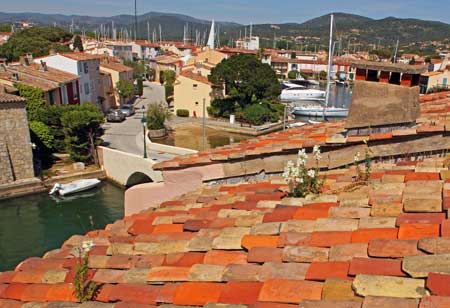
[61,52,102,61]
[153,91,450,170]
[100,62,133,73]
[0,71,60,92]
[0,93,25,103]
[3,156,450,306]
[180,69,212,85]
[8,63,79,84]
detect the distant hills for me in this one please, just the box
[1,11,449,50]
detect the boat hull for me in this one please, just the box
[292,107,349,118]
[50,179,101,196]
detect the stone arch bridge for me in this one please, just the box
[97,146,163,187]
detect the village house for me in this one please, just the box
[132,40,161,60]
[186,49,227,67]
[0,32,10,45]
[98,71,116,112]
[104,41,134,61]
[0,56,80,106]
[420,58,450,94]
[100,59,134,106]
[35,52,102,107]
[149,55,183,82]
[174,69,223,118]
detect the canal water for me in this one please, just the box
[0,182,124,271]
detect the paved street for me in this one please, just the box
[101,82,174,162]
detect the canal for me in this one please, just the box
[0,181,124,271]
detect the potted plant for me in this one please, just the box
[146,103,171,139]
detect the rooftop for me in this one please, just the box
[180,69,212,85]
[154,92,450,171]
[352,60,427,74]
[0,92,25,103]
[2,156,450,306]
[100,62,133,73]
[60,52,102,61]
[0,71,60,92]
[8,63,79,84]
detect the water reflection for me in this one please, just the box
[0,182,124,271]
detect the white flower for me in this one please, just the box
[81,240,94,253]
[307,169,316,178]
[354,152,361,162]
[295,177,304,183]
[313,145,322,161]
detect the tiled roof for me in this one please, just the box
[0,71,60,92]
[100,62,133,73]
[3,157,450,306]
[152,55,182,65]
[61,52,102,61]
[154,92,450,170]
[180,70,212,85]
[0,93,25,103]
[8,63,79,84]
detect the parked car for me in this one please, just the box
[106,108,126,122]
[120,104,135,117]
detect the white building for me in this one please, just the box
[36,53,102,106]
[235,36,260,51]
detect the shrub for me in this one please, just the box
[29,121,55,150]
[176,109,189,117]
[165,83,174,102]
[287,70,298,79]
[147,103,171,130]
[15,83,46,121]
[283,146,324,198]
[243,104,269,126]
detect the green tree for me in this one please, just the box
[61,103,104,164]
[0,27,71,61]
[146,103,171,130]
[123,59,145,79]
[163,70,176,85]
[73,35,84,52]
[159,71,165,84]
[209,53,281,105]
[165,83,174,103]
[290,52,297,59]
[29,121,55,150]
[136,77,143,97]
[115,80,135,104]
[0,24,11,32]
[287,70,298,79]
[15,83,46,121]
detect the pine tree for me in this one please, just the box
[73,35,84,52]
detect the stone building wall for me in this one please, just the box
[0,99,34,184]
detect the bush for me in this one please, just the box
[15,83,46,121]
[136,77,143,97]
[176,109,189,117]
[29,121,55,150]
[243,104,270,126]
[165,83,174,102]
[147,103,171,130]
[287,70,298,79]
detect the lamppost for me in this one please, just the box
[141,105,148,159]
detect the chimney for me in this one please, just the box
[0,63,6,72]
[19,56,29,66]
[39,60,47,72]
[25,52,33,63]
[12,72,19,81]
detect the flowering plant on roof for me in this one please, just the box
[73,240,98,302]
[282,146,324,197]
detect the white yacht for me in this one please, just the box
[280,87,326,100]
[292,105,349,118]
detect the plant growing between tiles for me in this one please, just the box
[354,139,372,183]
[283,145,324,197]
[73,240,97,302]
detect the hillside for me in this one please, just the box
[0,11,448,50]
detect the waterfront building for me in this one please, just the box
[100,58,134,106]
[0,92,34,184]
[420,58,450,94]
[0,57,80,106]
[36,52,103,107]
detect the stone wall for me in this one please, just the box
[0,101,34,184]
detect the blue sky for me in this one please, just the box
[2,0,449,24]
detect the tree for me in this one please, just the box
[123,59,146,79]
[115,80,135,104]
[209,53,281,105]
[146,103,171,130]
[73,35,84,52]
[136,77,143,97]
[288,70,298,79]
[0,27,71,61]
[61,103,104,164]
[163,70,176,85]
[291,52,297,59]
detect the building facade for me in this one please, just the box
[0,93,34,184]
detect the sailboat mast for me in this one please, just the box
[324,13,334,112]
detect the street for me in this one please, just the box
[101,82,174,162]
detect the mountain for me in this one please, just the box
[0,11,448,49]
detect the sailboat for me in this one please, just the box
[292,14,349,119]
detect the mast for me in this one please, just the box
[134,0,138,40]
[324,13,334,116]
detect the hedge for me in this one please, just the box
[176,109,189,117]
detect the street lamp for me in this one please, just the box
[141,105,148,159]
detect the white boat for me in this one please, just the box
[280,87,326,100]
[287,121,307,128]
[292,105,349,118]
[49,179,101,196]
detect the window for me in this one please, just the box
[195,102,199,105]
[84,83,90,95]
[443,78,448,86]
[83,62,89,74]
[78,62,82,74]
[72,82,78,100]
[49,90,55,105]
[193,84,198,89]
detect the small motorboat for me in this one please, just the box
[49,179,101,196]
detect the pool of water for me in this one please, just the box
[0,182,124,271]
[154,123,251,151]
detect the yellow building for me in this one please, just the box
[174,70,223,118]
[100,60,134,105]
[186,49,227,66]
